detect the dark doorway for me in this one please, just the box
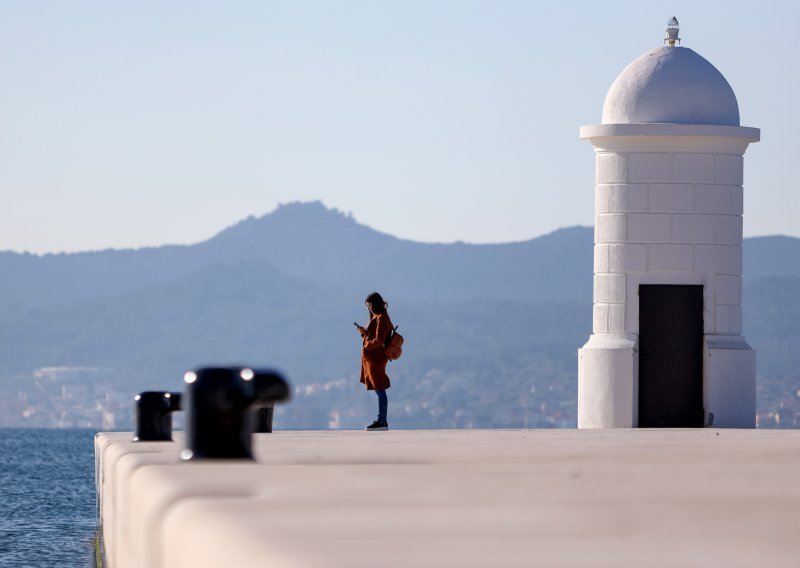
[639,285,704,427]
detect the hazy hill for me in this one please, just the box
[1,201,798,429]
[200,202,594,304]
[744,236,800,280]
[0,201,593,310]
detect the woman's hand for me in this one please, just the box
[355,325,366,335]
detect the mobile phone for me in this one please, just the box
[353,322,359,327]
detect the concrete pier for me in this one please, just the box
[96,429,800,567]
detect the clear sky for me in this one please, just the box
[1,1,797,254]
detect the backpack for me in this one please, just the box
[384,325,404,361]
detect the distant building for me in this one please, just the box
[28,366,121,428]
[33,366,103,400]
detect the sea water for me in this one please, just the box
[0,429,96,567]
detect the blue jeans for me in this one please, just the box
[375,389,388,423]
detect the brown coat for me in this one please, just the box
[359,312,392,390]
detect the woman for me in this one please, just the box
[355,292,393,431]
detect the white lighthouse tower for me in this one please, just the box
[578,19,760,428]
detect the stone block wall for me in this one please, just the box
[592,150,744,336]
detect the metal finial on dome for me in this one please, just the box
[665,17,680,47]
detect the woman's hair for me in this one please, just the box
[365,292,388,314]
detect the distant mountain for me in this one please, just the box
[0,259,350,379]
[0,201,594,310]
[1,201,798,429]
[200,202,595,304]
[744,236,800,280]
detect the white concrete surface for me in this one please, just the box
[578,334,638,428]
[96,429,800,568]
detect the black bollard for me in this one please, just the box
[133,391,182,442]
[182,367,290,460]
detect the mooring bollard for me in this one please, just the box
[181,367,290,460]
[132,391,183,442]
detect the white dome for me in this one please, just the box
[602,46,739,126]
